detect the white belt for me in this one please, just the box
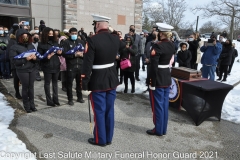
[92,63,114,69]
[158,65,169,68]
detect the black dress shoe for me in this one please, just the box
[135,77,140,81]
[106,142,112,145]
[31,108,38,112]
[146,130,162,136]
[216,78,221,81]
[222,79,227,82]
[15,93,22,99]
[68,100,74,106]
[47,102,56,107]
[88,138,106,147]
[25,110,32,113]
[54,102,60,106]
[131,89,135,93]
[77,99,85,103]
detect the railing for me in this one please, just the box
[0,0,29,6]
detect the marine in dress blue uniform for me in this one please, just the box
[146,23,175,136]
[81,15,125,146]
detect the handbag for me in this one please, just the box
[120,54,131,69]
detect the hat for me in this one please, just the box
[140,32,144,35]
[92,14,111,25]
[63,29,69,33]
[156,23,174,32]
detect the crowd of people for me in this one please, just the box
[0,17,239,146]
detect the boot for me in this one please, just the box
[124,84,128,93]
[24,106,31,113]
[119,77,123,84]
[15,92,22,99]
[131,85,135,93]
[62,81,67,92]
[131,79,135,93]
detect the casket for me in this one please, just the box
[171,67,202,80]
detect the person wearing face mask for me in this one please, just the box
[177,42,192,68]
[228,43,238,75]
[187,33,199,69]
[0,25,9,45]
[9,29,37,113]
[34,26,39,34]
[62,27,85,106]
[120,36,137,93]
[4,27,9,37]
[200,33,222,80]
[216,40,233,82]
[32,33,41,81]
[124,25,142,81]
[38,27,62,106]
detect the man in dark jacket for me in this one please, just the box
[62,27,85,105]
[0,41,10,79]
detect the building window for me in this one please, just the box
[0,0,29,6]
[117,15,126,25]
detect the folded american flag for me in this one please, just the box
[40,46,63,59]
[14,49,38,59]
[66,44,84,54]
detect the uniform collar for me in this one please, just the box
[97,29,109,33]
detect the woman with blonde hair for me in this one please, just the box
[146,23,175,136]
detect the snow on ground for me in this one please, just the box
[117,40,240,124]
[0,93,37,160]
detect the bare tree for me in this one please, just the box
[144,0,187,31]
[199,21,222,34]
[193,0,240,39]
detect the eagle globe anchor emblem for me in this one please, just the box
[169,78,180,102]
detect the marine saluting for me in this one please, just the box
[146,23,175,136]
[81,14,126,146]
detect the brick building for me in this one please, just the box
[0,0,143,34]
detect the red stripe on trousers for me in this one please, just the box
[90,93,98,144]
[150,90,156,125]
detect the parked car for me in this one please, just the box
[203,33,212,39]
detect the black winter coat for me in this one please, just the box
[177,50,192,68]
[219,45,233,65]
[62,38,85,71]
[120,44,137,72]
[38,41,61,73]
[9,29,36,73]
[188,40,198,64]
[7,34,17,69]
[0,49,9,62]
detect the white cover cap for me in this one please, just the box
[91,14,111,22]
[156,23,174,32]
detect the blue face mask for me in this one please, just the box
[71,35,77,40]
[0,30,4,35]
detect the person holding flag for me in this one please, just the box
[9,29,38,113]
[81,15,125,146]
[38,27,62,107]
[62,27,85,106]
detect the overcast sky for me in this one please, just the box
[183,0,217,29]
